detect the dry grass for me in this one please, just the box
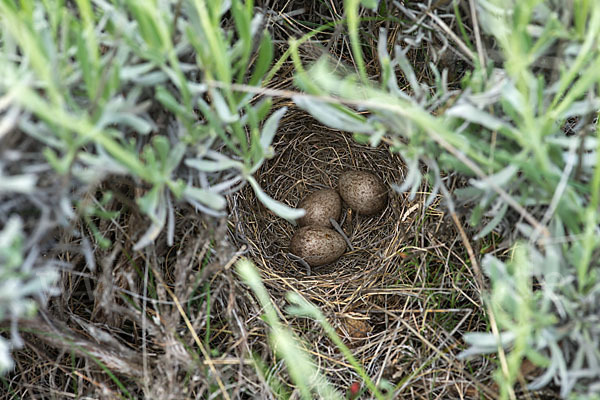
[2,1,565,399]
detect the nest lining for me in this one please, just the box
[230,108,412,288]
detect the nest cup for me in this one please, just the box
[229,108,418,305]
[230,109,411,280]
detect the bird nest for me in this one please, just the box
[230,108,412,284]
[227,106,484,391]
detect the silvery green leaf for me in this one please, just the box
[248,158,266,175]
[260,107,287,151]
[187,82,208,94]
[377,27,390,65]
[210,89,239,123]
[369,127,385,147]
[177,62,199,73]
[470,165,518,191]
[392,157,421,200]
[395,45,422,98]
[501,81,527,116]
[559,98,600,119]
[0,216,22,250]
[378,29,406,99]
[250,13,263,37]
[0,105,20,140]
[0,338,13,373]
[153,136,170,163]
[293,96,373,133]
[210,175,243,193]
[562,151,596,170]
[540,245,563,289]
[60,196,76,220]
[132,71,169,86]
[482,254,508,279]
[166,192,174,247]
[99,107,154,134]
[183,186,227,210]
[468,72,506,105]
[236,258,262,289]
[454,186,484,201]
[550,340,570,398]
[285,292,320,319]
[165,142,186,172]
[457,345,498,359]
[187,197,227,217]
[236,93,255,117]
[460,330,516,353]
[446,103,513,132]
[185,157,243,172]
[133,193,167,251]
[474,202,508,240]
[121,62,155,81]
[121,114,154,134]
[133,221,164,251]
[162,66,184,87]
[76,150,129,179]
[0,174,36,193]
[360,0,378,10]
[246,176,305,220]
[516,222,535,238]
[424,179,440,208]
[220,0,232,16]
[206,149,241,162]
[20,268,59,295]
[477,0,510,37]
[423,160,441,208]
[121,62,169,86]
[82,236,96,272]
[19,119,63,148]
[528,357,557,390]
[548,136,597,151]
[137,186,161,219]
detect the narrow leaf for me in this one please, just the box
[185,157,243,172]
[293,96,373,133]
[183,186,227,210]
[260,107,287,151]
[247,176,305,220]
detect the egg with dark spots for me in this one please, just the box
[338,170,387,215]
[289,226,346,266]
[338,316,373,345]
[297,188,341,228]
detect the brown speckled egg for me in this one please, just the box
[297,189,341,228]
[289,226,346,266]
[338,171,387,215]
[338,317,372,344]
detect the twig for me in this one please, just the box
[468,0,487,67]
[448,210,484,293]
[426,11,476,62]
[330,217,354,250]
[487,303,517,400]
[287,252,312,275]
[164,283,232,400]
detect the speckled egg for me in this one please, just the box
[297,188,341,228]
[289,226,346,267]
[338,170,387,215]
[339,316,372,343]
